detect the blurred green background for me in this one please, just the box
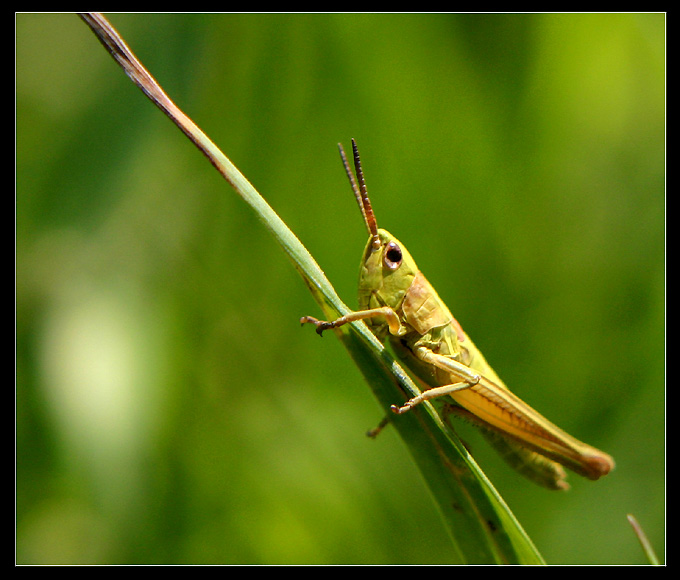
[16,13,664,564]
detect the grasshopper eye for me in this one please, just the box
[384,241,403,270]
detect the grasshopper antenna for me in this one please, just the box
[339,139,380,250]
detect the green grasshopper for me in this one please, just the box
[301,139,614,490]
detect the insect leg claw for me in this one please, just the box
[299,316,335,336]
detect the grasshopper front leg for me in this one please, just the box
[300,307,407,337]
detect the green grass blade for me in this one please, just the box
[79,12,545,565]
[627,514,661,565]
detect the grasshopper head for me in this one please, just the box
[338,140,419,315]
[358,228,419,314]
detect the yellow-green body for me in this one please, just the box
[303,140,614,490]
[359,230,614,489]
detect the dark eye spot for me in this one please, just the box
[384,241,402,270]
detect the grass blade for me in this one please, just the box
[79,12,544,564]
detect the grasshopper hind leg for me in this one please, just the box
[442,404,570,490]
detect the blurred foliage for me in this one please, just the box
[16,13,664,564]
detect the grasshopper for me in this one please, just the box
[301,139,614,490]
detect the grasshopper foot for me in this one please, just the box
[366,415,390,438]
[390,402,413,415]
[300,316,335,336]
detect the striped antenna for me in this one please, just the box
[338,139,380,249]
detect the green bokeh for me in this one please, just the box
[17,13,665,564]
